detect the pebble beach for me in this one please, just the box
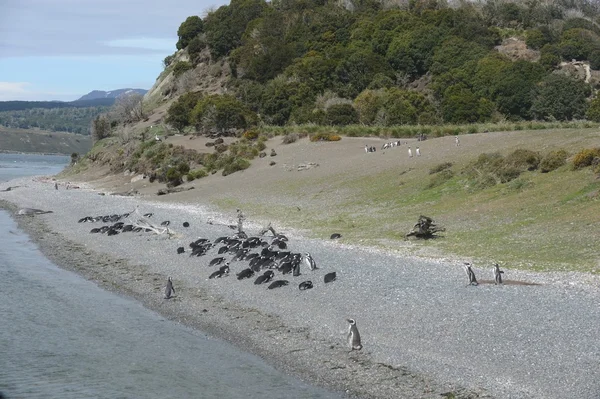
[2,176,600,399]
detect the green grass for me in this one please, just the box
[212,151,600,273]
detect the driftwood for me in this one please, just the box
[207,209,278,238]
[126,206,178,238]
[406,215,445,239]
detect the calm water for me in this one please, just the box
[0,154,341,399]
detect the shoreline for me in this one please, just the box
[2,176,600,398]
[0,181,478,399]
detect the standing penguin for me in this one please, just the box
[346,319,363,351]
[493,263,504,285]
[164,277,175,299]
[416,146,421,156]
[463,263,478,286]
[408,146,413,158]
[302,252,318,271]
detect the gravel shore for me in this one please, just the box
[2,176,600,399]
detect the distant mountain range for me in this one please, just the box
[0,88,148,112]
[77,88,148,101]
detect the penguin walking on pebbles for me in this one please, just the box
[164,277,175,299]
[324,272,337,283]
[463,263,478,286]
[346,319,363,351]
[493,263,504,285]
[302,252,318,271]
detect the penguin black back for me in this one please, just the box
[268,280,289,289]
[324,272,337,283]
[298,281,313,290]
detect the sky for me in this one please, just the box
[0,0,228,101]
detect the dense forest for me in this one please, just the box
[0,98,116,135]
[0,105,111,134]
[163,0,600,132]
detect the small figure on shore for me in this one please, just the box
[493,263,504,285]
[408,147,413,158]
[267,280,289,289]
[54,182,58,190]
[299,281,313,290]
[463,263,478,286]
[365,145,369,154]
[346,319,363,351]
[416,147,421,157]
[164,277,175,299]
[455,136,460,147]
[302,252,318,271]
[324,271,337,283]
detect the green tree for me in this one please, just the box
[531,74,591,121]
[191,94,257,132]
[177,16,204,50]
[336,48,393,98]
[325,104,359,125]
[165,91,203,132]
[430,36,489,75]
[441,84,493,123]
[585,95,600,122]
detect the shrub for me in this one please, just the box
[173,61,193,77]
[309,133,343,142]
[504,149,540,171]
[282,133,299,144]
[215,144,228,153]
[187,169,208,181]
[540,150,568,173]
[222,157,250,176]
[177,162,191,174]
[426,169,454,189]
[429,162,453,175]
[572,148,600,169]
[165,167,183,187]
[243,129,259,140]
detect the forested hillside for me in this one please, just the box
[161,0,600,132]
[0,105,111,134]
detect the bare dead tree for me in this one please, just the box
[90,115,111,143]
[114,93,145,124]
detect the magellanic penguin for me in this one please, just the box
[302,252,318,271]
[493,263,504,285]
[164,277,175,299]
[324,272,337,283]
[346,319,363,351]
[463,263,478,286]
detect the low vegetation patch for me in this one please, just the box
[572,147,600,169]
[429,162,453,175]
[540,149,568,173]
[309,132,342,142]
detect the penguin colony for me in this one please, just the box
[77,210,510,353]
[76,211,339,294]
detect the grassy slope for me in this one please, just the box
[206,129,600,274]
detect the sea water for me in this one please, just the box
[0,153,341,399]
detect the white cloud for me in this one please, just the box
[103,37,175,52]
[0,82,30,95]
[0,82,79,101]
